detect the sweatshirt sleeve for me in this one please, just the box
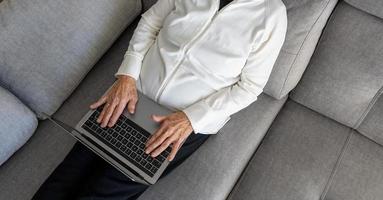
[115,0,176,80]
[182,4,287,134]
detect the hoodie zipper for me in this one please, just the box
[154,0,236,102]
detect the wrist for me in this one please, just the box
[117,74,136,82]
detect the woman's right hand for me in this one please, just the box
[90,75,138,128]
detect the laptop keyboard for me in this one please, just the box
[81,107,171,177]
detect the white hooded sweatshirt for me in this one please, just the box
[115,0,288,134]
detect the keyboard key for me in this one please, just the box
[111,139,117,145]
[140,160,147,166]
[125,149,132,156]
[85,120,92,127]
[136,134,142,139]
[158,156,165,162]
[135,156,142,162]
[116,126,121,132]
[134,140,140,146]
[132,130,137,136]
[120,145,127,151]
[153,160,161,168]
[132,145,138,151]
[131,152,137,159]
[112,132,118,138]
[150,166,158,174]
[116,142,122,148]
[139,143,145,149]
[117,135,123,141]
[145,163,152,169]
[121,124,127,129]
[122,139,128,144]
[127,142,133,148]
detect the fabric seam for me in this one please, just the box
[278,0,333,98]
[354,85,383,129]
[320,129,354,200]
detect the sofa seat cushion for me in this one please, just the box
[263,0,338,99]
[322,132,383,200]
[0,86,37,165]
[0,120,75,200]
[345,0,383,19]
[0,0,141,118]
[227,100,351,200]
[291,1,383,128]
[138,94,287,200]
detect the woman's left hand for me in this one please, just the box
[145,111,193,161]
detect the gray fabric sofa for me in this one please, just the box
[0,0,382,200]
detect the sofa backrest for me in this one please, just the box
[291,0,383,144]
[264,0,338,99]
[0,0,141,118]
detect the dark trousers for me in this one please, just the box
[33,132,209,200]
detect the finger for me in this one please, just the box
[97,102,109,123]
[168,139,182,161]
[145,127,171,154]
[151,135,177,157]
[151,114,167,123]
[101,100,118,127]
[108,99,128,127]
[127,97,138,114]
[145,122,167,147]
[90,96,107,109]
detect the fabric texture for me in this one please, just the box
[116,0,288,134]
[0,86,37,165]
[345,0,383,19]
[227,100,351,200]
[0,120,76,200]
[322,132,383,200]
[358,95,383,146]
[0,0,141,118]
[137,94,287,200]
[263,0,338,99]
[0,12,142,200]
[291,1,383,128]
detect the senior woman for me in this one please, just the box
[33,0,287,199]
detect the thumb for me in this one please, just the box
[151,114,167,123]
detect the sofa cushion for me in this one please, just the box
[0,86,37,165]
[0,120,75,200]
[227,100,351,200]
[263,0,338,99]
[357,95,383,146]
[345,0,383,19]
[291,1,383,128]
[322,132,383,200]
[0,0,141,118]
[138,94,287,200]
[0,18,141,200]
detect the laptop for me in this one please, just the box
[44,91,173,185]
